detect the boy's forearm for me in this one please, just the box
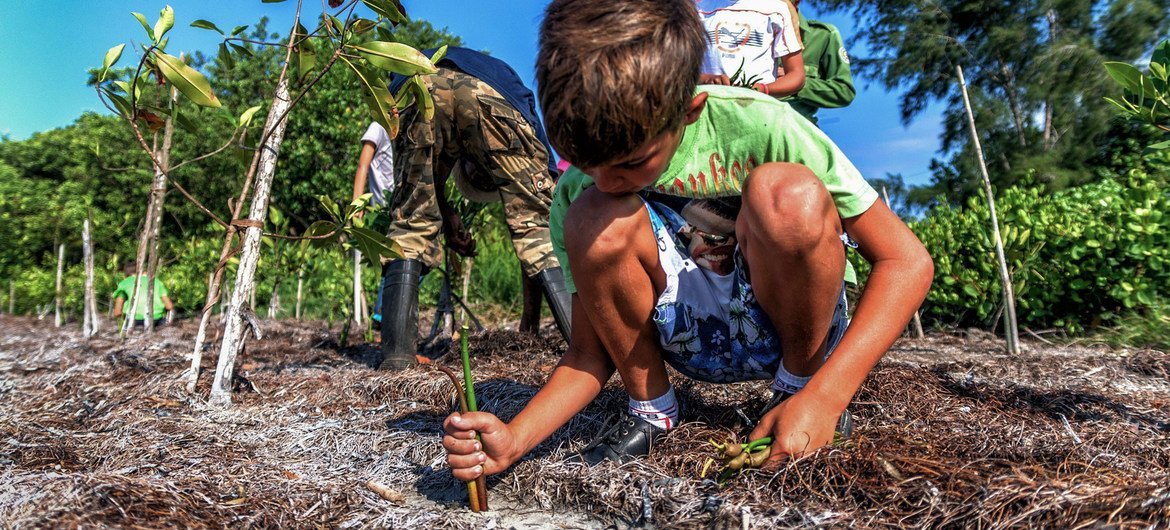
[803,256,931,410]
[508,296,614,455]
[803,205,933,410]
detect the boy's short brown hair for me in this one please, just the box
[537,0,705,167]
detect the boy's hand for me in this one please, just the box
[748,389,841,465]
[442,412,519,481]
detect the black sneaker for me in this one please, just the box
[567,412,666,465]
[757,391,854,439]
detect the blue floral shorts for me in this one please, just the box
[642,198,849,386]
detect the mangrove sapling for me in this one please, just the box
[702,436,774,483]
[431,325,489,512]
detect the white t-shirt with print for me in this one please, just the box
[699,0,802,84]
[360,122,395,206]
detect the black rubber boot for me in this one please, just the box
[537,267,572,340]
[379,259,423,370]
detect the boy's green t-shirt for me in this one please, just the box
[113,275,169,320]
[550,85,878,293]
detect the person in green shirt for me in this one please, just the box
[441,0,932,476]
[786,0,856,124]
[113,263,174,327]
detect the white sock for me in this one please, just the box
[628,386,679,431]
[771,359,813,396]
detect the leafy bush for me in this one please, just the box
[907,169,1170,331]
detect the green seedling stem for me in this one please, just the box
[460,323,477,412]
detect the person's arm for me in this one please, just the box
[443,294,615,480]
[113,297,125,318]
[757,51,805,97]
[436,162,477,257]
[751,200,932,460]
[793,25,855,109]
[352,141,377,203]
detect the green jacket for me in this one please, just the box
[788,15,855,124]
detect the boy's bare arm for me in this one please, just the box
[751,200,932,457]
[443,294,615,480]
[351,141,377,203]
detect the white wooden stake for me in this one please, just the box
[956,64,1020,354]
[295,269,304,321]
[353,249,364,327]
[55,243,65,328]
[82,218,100,337]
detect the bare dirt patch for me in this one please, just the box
[1,315,1167,528]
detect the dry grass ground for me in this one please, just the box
[0,315,1167,529]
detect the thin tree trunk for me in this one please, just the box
[957,65,1020,354]
[54,243,65,328]
[295,269,304,321]
[8,280,14,315]
[144,86,177,333]
[353,249,364,327]
[83,218,99,338]
[268,281,281,319]
[208,75,293,408]
[996,56,1028,148]
[1042,10,1057,151]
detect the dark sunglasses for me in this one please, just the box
[679,224,735,246]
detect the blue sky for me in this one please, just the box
[0,0,944,186]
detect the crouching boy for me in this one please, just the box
[442,0,933,476]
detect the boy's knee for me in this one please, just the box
[741,163,838,250]
[563,188,648,267]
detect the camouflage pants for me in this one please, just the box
[388,67,558,277]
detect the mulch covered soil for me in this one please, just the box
[1,315,1167,529]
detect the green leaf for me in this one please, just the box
[962,284,979,298]
[1104,62,1143,93]
[154,6,175,42]
[191,19,224,35]
[154,52,221,108]
[132,12,156,42]
[101,44,126,82]
[363,0,408,24]
[430,45,448,65]
[350,41,437,75]
[218,42,235,70]
[238,105,263,128]
[229,43,253,58]
[174,110,199,134]
[104,89,134,118]
[345,57,400,137]
[319,196,342,222]
[1143,139,1170,153]
[231,25,249,37]
[327,15,345,36]
[306,220,339,248]
[269,206,285,228]
[351,18,378,34]
[412,76,434,120]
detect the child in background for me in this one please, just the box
[113,263,174,328]
[698,0,805,98]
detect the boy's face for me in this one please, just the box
[582,129,684,195]
[580,93,708,195]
